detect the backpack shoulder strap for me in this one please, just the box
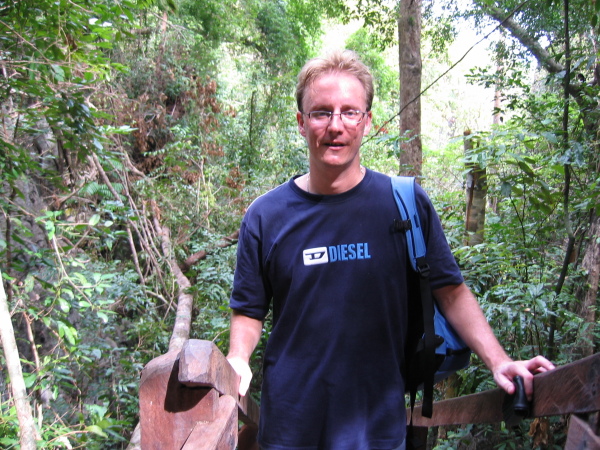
[390,175,437,419]
[390,176,428,275]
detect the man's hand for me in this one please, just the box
[493,356,555,400]
[228,311,262,396]
[227,356,253,396]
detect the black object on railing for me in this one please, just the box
[502,375,531,426]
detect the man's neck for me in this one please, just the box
[306,164,365,195]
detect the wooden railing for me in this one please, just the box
[139,340,259,449]
[139,342,599,449]
[407,352,600,449]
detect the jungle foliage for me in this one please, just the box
[0,0,598,448]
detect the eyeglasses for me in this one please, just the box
[303,110,366,126]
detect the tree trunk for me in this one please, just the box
[464,130,487,246]
[0,269,40,448]
[576,214,600,357]
[398,0,422,178]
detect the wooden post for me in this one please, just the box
[139,350,223,449]
[139,340,260,449]
[178,340,260,427]
[565,413,600,449]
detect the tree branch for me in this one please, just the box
[486,6,564,74]
[180,230,239,272]
[485,3,598,134]
[150,200,193,353]
[0,270,41,448]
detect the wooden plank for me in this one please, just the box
[237,424,259,450]
[409,388,507,427]
[178,339,260,427]
[237,392,261,427]
[408,353,600,427]
[181,395,238,450]
[532,353,600,417]
[565,413,600,450]
[139,350,218,449]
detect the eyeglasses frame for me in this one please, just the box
[302,110,367,126]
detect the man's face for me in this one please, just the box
[297,72,372,171]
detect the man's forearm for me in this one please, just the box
[433,283,512,372]
[434,283,556,397]
[228,310,263,362]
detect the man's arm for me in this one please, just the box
[227,310,263,396]
[433,283,555,399]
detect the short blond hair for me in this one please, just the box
[295,49,374,112]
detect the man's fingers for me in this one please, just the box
[501,378,516,395]
[526,355,555,372]
[238,370,251,396]
[494,356,557,400]
[227,357,253,396]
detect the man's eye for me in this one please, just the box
[313,111,331,119]
[343,111,358,119]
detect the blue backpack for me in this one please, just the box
[391,176,471,419]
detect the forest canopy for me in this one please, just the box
[1,0,598,448]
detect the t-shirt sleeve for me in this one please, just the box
[415,183,464,290]
[229,213,271,320]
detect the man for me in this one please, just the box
[227,49,554,450]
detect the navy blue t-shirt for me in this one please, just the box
[230,169,463,450]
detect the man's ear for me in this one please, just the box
[297,111,307,137]
[362,111,373,136]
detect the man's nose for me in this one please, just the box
[327,113,344,130]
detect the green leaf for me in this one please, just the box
[93,41,114,49]
[74,272,88,285]
[24,275,35,293]
[45,221,55,240]
[89,214,101,226]
[518,161,535,177]
[58,297,70,313]
[541,132,558,144]
[51,64,65,81]
[86,425,108,438]
[23,372,37,388]
[58,321,78,345]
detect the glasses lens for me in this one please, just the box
[341,111,363,124]
[310,111,331,123]
[307,111,364,126]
